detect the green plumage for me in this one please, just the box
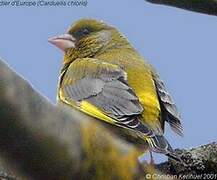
[56,19,183,161]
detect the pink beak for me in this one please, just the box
[48,34,76,51]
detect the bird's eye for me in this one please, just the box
[82,28,90,35]
[72,27,92,40]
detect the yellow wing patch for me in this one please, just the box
[59,88,115,124]
[79,101,115,124]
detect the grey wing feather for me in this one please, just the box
[88,82,142,116]
[64,77,105,101]
[63,70,161,146]
[62,62,148,133]
[154,75,183,136]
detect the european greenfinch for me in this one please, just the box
[49,19,183,162]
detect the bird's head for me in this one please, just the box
[49,19,121,63]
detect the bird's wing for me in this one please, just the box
[153,74,183,136]
[59,58,180,159]
[59,57,146,130]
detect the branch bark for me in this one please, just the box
[146,0,217,16]
[157,142,217,178]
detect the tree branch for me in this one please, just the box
[157,142,217,177]
[146,0,217,16]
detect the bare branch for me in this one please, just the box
[146,0,217,16]
[157,142,217,176]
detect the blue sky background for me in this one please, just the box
[0,0,217,162]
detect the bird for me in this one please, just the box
[48,18,183,163]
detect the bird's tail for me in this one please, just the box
[117,116,182,162]
[146,135,182,162]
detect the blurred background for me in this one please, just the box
[0,0,217,162]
